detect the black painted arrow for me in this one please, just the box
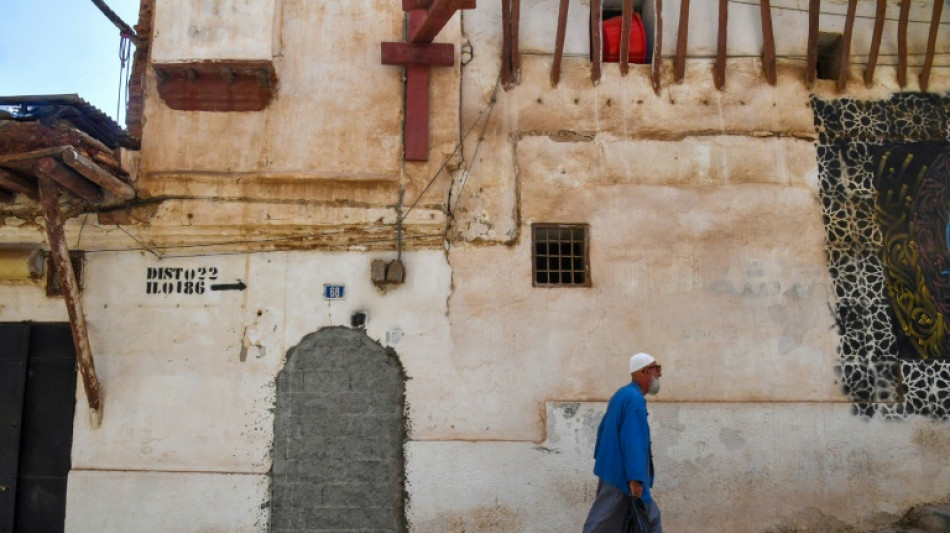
[210,279,247,291]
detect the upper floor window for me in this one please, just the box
[532,224,591,287]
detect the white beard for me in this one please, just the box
[647,378,660,395]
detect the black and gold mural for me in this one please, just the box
[813,94,950,419]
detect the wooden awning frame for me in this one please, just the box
[0,145,136,428]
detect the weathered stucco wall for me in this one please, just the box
[0,249,452,532]
[408,402,950,532]
[3,1,950,532]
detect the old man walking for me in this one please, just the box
[582,352,663,533]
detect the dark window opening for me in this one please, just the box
[533,224,591,287]
[816,32,843,81]
[592,0,652,65]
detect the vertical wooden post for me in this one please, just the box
[919,0,944,92]
[836,0,858,92]
[405,9,431,161]
[898,0,911,88]
[510,0,521,85]
[591,0,602,84]
[37,179,102,428]
[714,0,728,90]
[760,0,776,85]
[652,0,663,94]
[805,0,820,89]
[864,0,886,87]
[674,0,690,83]
[620,0,633,75]
[551,0,570,86]
[501,0,512,87]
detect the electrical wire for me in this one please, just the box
[451,81,500,214]
[117,34,132,124]
[402,74,503,221]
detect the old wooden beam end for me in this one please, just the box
[35,157,103,203]
[805,0,821,89]
[674,0,689,84]
[919,0,944,92]
[651,0,663,94]
[760,0,777,85]
[0,167,39,200]
[37,178,103,428]
[409,0,475,44]
[619,0,634,76]
[551,0,570,87]
[591,0,602,84]
[62,148,136,201]
[864,0,886,87]
[835,0,858,93]
[714,0,728,90]
[898,0,911,88]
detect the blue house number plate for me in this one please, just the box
[324,284,345,300]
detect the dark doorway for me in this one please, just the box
[0,323,77,533]
[270,327,407,532]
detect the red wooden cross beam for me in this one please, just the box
[382,0,475,161]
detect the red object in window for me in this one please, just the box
[602,14,647,63]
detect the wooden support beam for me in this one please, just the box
[836,0,858,92]
[760,0,776,85]
[0,168,38,200]
[381,42,455,66]
[35,157,102,203]
[674,0,690,83]
[62,148,135,201]
[714,0,728,90]
[898,0,911,88]
[510,0,521,84]
[864,0,886,87]
[402,0,474,9]
[805,0,820,89]
[919,0,944,92]
[551,0,570,86]
[405,9,430,162]
[38,178,102,428]
[409,0,467,43]
[652,0,664,94]
[620,0,634,76]
[591,0,602,84]
[501,0,513,87]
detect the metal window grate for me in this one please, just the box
[532,224,590,287]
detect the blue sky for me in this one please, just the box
[0,0,141,125]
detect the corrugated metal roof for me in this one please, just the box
[0,94,139,150]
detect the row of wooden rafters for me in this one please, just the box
[498,0,945,93]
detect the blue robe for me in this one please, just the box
[592,382,655,505]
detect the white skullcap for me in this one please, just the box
[629,352,656,373]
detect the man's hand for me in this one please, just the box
[628,480,643,498]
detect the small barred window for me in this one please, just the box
[532,224,590,287]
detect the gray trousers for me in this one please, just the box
[582,478,662,533]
